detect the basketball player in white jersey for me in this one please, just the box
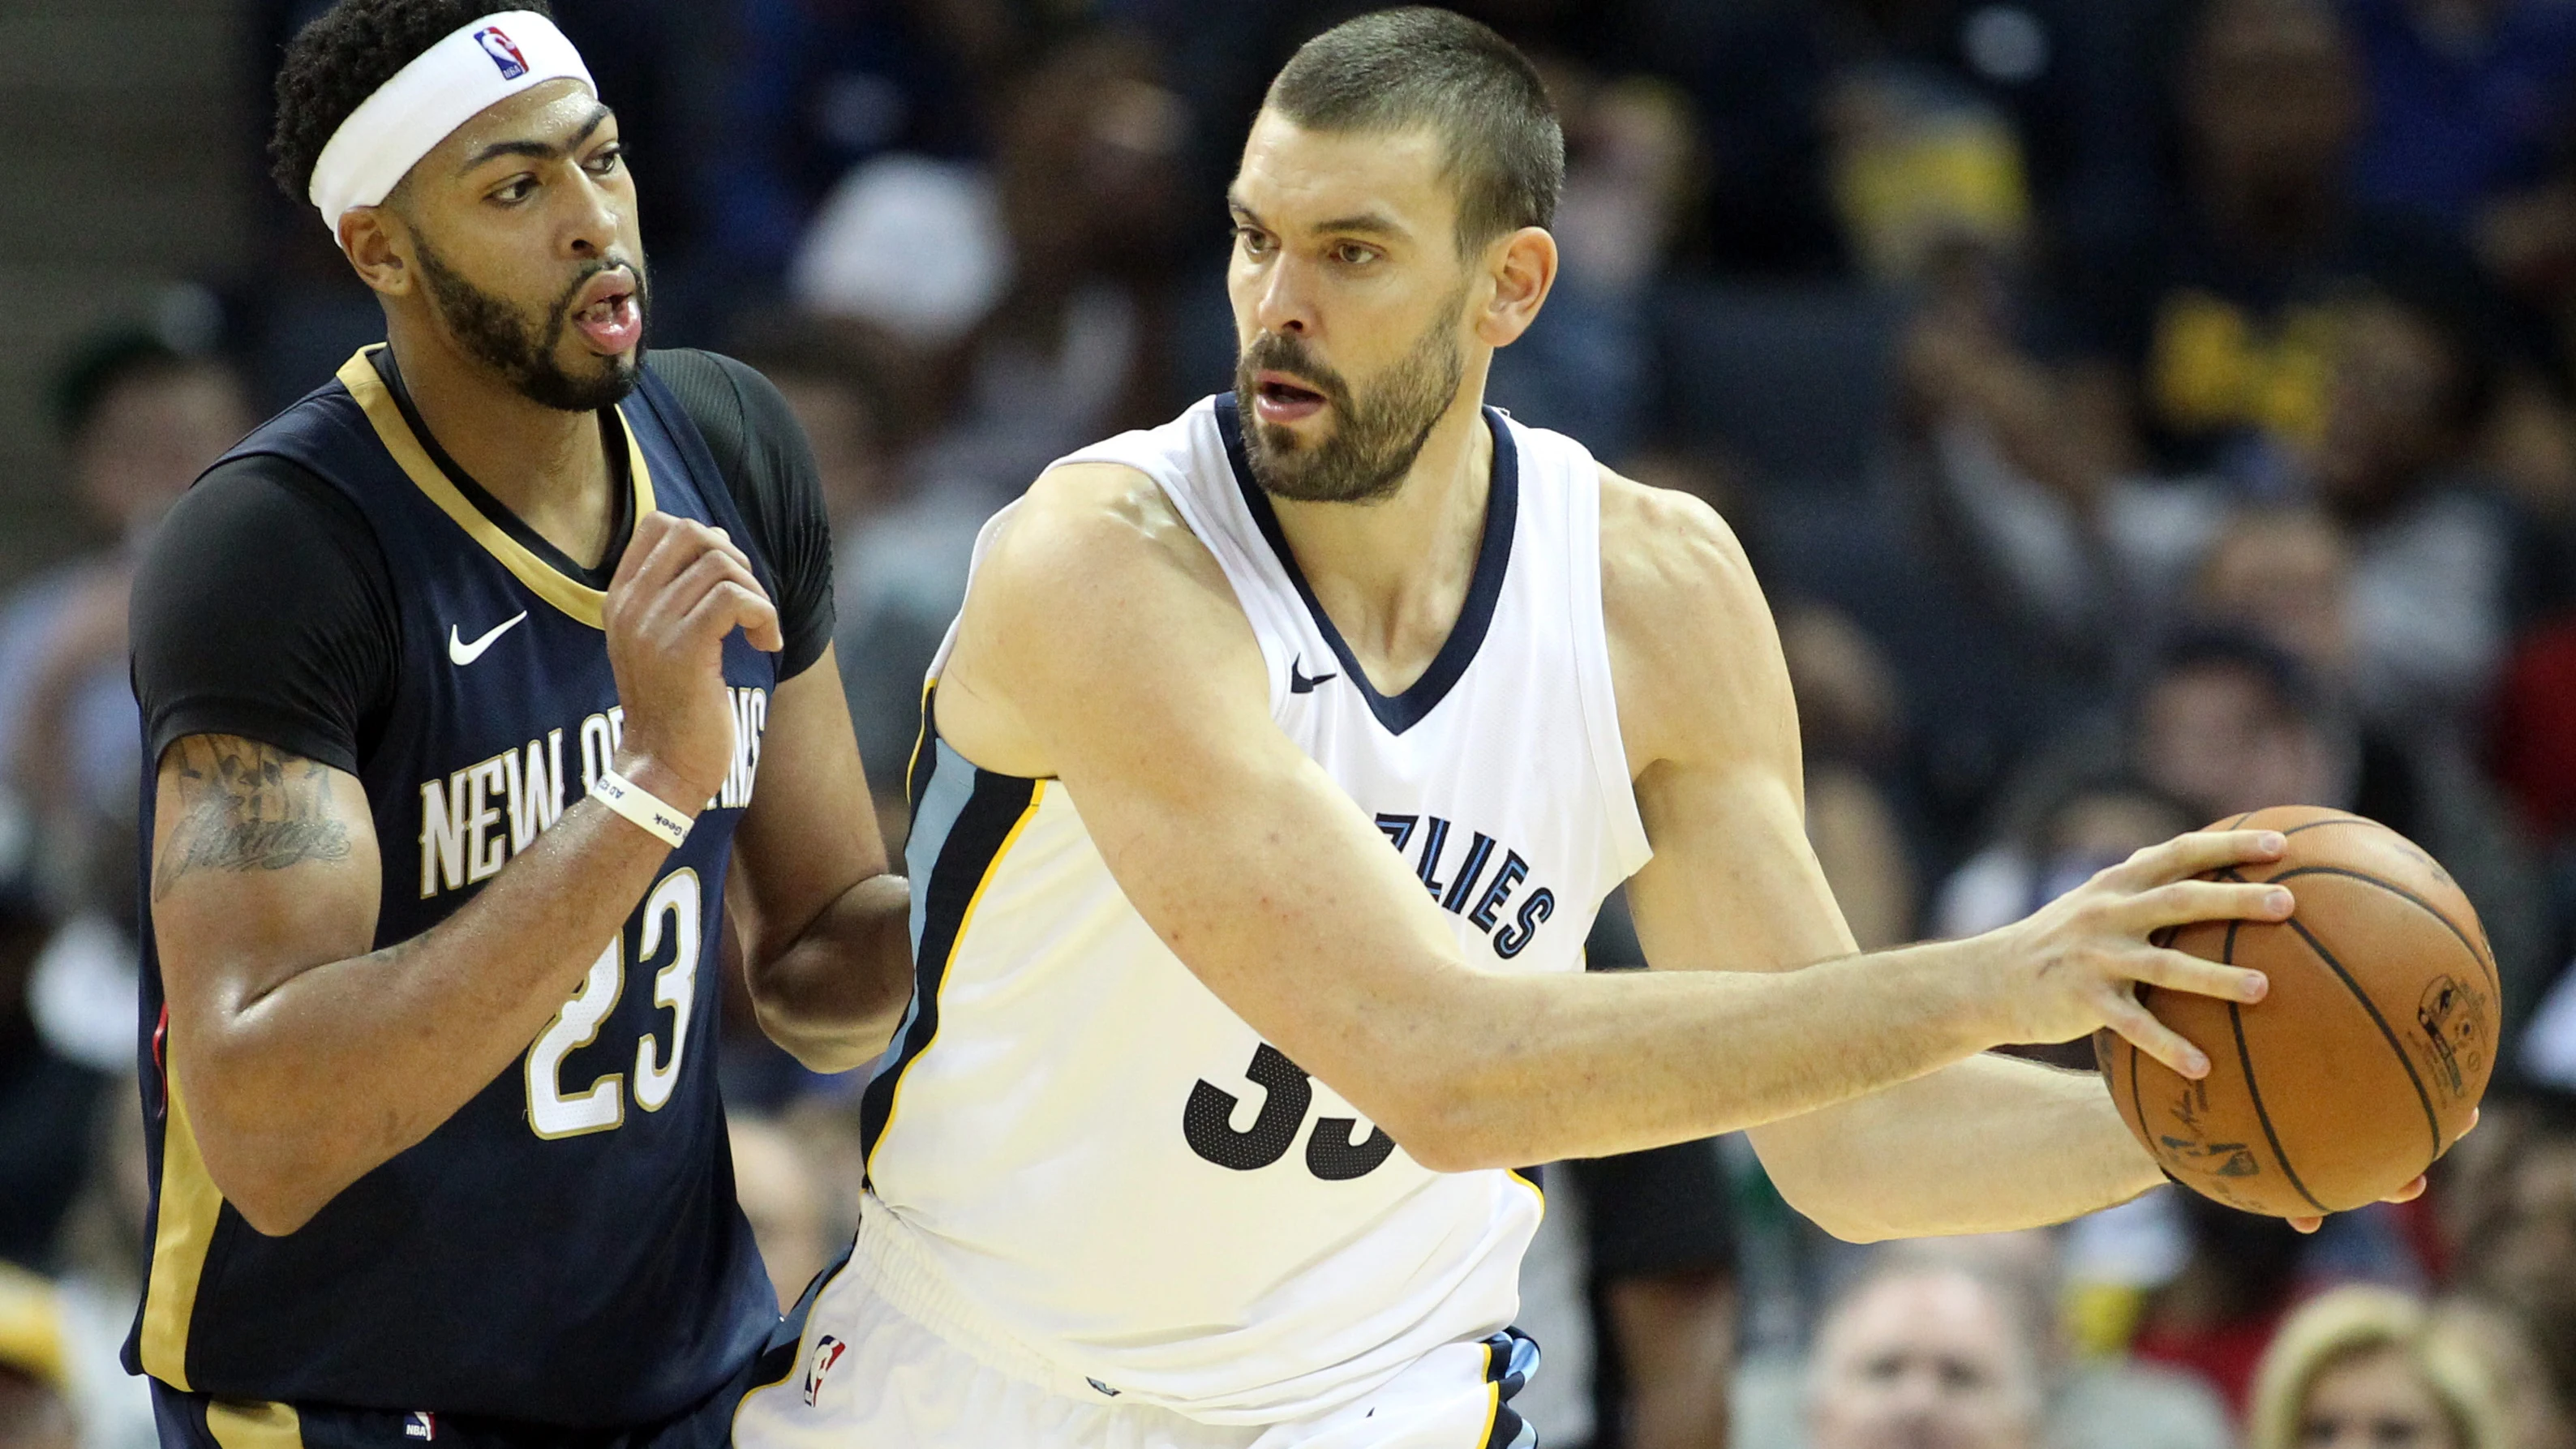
[735,9,2408,1446]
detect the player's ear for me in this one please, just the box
[338,205,415,299]
[1475,225,1556,349]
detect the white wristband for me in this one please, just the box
[590,769,692,847]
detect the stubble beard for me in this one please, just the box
[413,235,649,414]
[1234,288,1468,505]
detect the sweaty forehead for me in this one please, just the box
[1232,111,1453,237]
[419,78,606,178]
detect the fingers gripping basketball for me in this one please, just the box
[2095,805,2498,1218]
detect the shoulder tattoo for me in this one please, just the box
[154,736,353,901]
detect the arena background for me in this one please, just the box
[7,2,2576,1447]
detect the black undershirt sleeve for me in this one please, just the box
[134,353,831,780]
[647,349,838,681]
[131,456,401,776]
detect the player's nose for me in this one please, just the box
[560,168,622,259]
[1252,257,1313,336]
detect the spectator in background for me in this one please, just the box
[704,0,1011,286]
[2127,1192,2311,1414]
[1934,772,2191,945]
[1771,1247,2230,1449]
[2246,1287,2508,1449]
[2061,0,2487,486]
[0,337,250,831]
[2132,632,2548,1027]
[1806,1258,2048,1449]
[1635,0,2172,277]
[2304,288,2514,743]
[0,875,89,1275]
[808,31,1200,812]
[720,317,924,838]
[0,1264,75,1449]
[1483,60,1698,459]
[1778,601,1921,950]
[2427,1299,2576,1449]
[2344,0,2576,238]
[2437,1095,2576,1413]
[0,338,251,1086]
[45,1087,151,1449]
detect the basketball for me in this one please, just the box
[2094,805,2498,1218]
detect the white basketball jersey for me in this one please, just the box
[857,394,1651,1425]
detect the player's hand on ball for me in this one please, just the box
[1983,828,2294,1078]
[2282,1105,2475,1232]
[603,511,784,807]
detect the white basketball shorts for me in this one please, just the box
[729,1235,1539,1449]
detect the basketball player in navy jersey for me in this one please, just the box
[124,2,907,1444]
[736,11,2424,1447]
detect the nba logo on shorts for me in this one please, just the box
[802,1336,848,1406]
[402,1411,436,1441]
[473,27,529,80]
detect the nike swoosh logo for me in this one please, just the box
[1289,656,1338,694]
[449,611,529,666]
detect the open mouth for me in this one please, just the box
[1252,371,1328,424]
[569,271,642,356]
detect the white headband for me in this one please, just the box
[307,11,595,234]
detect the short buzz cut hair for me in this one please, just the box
[1263,6,1564,252]
[268,0,558,206]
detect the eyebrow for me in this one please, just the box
[1227,194,1411,242]
[458,104,613,173]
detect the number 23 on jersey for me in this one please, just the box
[526,868,703,1138]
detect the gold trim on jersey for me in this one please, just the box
[335,346,657,630]
[205,1400,305,1449]
[139,1066,225,1389]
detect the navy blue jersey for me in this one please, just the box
[126,348,779,1426]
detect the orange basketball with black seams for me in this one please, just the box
[2093,804,2497,1217]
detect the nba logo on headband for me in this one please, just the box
[474,26,529,80]
[307,11,595,232]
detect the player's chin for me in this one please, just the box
[1252,409,1335,450]
[558,337,643,388]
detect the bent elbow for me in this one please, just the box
[748,988,898,1076]
[1750,1128,1893,1244]
[198,1148,329,1237]
[1765,1167,1887,1243]
[1394,1126,1486,1176]
[1374,1078,1511,1176]
[185,1084,337,1237]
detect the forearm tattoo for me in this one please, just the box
[154,735,353,901]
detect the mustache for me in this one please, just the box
[551,256,646,322]
[1239,333,1350,410]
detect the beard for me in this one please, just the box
[414,237,648,413]
[1233,288,1467,504]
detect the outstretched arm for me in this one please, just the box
[929,465,2286,1179]
[1603,474,2200,1240]
[729,642,912,1073]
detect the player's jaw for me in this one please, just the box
[414,234,650,413]
[1233,298,1466,505]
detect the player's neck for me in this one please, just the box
[384,324,617,569]
[1269,389,1494,696]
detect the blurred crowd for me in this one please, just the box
[9,0,2576,1446]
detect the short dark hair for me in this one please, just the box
[269,0,557,205]
[52,331,188,440]
[1264,6,1563,251]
